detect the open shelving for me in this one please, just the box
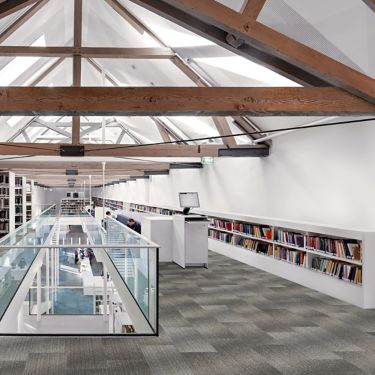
[110,201,375,308]
[60,198,90,215]
[92,197,124,211]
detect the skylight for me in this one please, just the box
[194,56,301,87]
[4,35,46,128]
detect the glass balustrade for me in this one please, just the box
[0,206,159,335]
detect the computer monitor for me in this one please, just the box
[179,192,200,215]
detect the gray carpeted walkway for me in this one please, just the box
[1,251,375,374]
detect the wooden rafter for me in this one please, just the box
[0,87,373,116]
[129,0,375,103]
[0,46,174,58]
[241,0,266,19]
[0,0,39,19]
[0,0,49,43]
[212,117,236,147]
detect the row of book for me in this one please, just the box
[210,219,273,240]
[311,257,362,284]
[233,223,272,240]
[305,236,361,260]
[208,229,232,243]
[275,229,304,247]
[0,188,9,196]
[0,200,9,209]
[0,175,9,184]
[0,221,9,231]
[237,238,273,256]
[210,219,232,231]
[275,246,306,267]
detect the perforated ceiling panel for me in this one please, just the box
[258,0,374,79]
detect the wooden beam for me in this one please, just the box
[212,117,236,147]
[241,0,266,19]
[0,0,49,43]
[0,46,174,58]
[129,0,375,102]
[155,121,171,143]
[0,143,268,157]
[0,0,39,19]
[0,87,374,116]
[362,0,375,11]
[233,116,271,146]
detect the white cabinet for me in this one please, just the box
[172,215,208,268]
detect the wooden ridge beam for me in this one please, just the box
[0,0,39,19]
[129,0,375,102]
[0,46,174,58]
[0,143,268,157]
[0,87,374,116]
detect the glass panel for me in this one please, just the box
[1,0,74,47]
[81,58,195,87]
[148,247,158,332]
[214,0,246,12]
[83,0,160,48]
[0,247,39,319]
[29,287,115,315]
[258,0,375,79]
[106,247,151,319]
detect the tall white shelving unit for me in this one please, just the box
[0,172,33,238]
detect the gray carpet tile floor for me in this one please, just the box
[1,251,375,375]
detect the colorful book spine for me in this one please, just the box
[274,246,306,266]
[311,257,362,284]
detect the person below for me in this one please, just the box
[127,218,141,234]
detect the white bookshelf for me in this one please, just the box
[0,172,33,238]
[118,201,375,309]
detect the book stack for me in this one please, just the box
[208,229,232,243]
[275,246,306,266]
[211,219,232,231]
[276,229,304,247]
[233,222,272,240]
[305,236,361,260]
[311,257,362,284]
[237,238,272,256]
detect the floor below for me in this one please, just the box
[1,251,375,375]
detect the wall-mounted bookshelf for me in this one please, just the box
[15,176,23,228]
[60,198,90,215]
[111,201,375,309]
[26,180,32,222]
[0,173,34,237]
[0,172,10,238]
[93,197,124,211]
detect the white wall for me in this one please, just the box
[97,120,375,229]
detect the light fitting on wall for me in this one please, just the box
[201,156,214,165]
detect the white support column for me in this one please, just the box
[102,162,106,220]
[89,175,92,209]
[51,246,54,314]
[45,248,49,314]
[103,263,108,321]
[37,267,41,322]
[56,247,59,286]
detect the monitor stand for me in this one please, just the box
[182,207,190,215]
